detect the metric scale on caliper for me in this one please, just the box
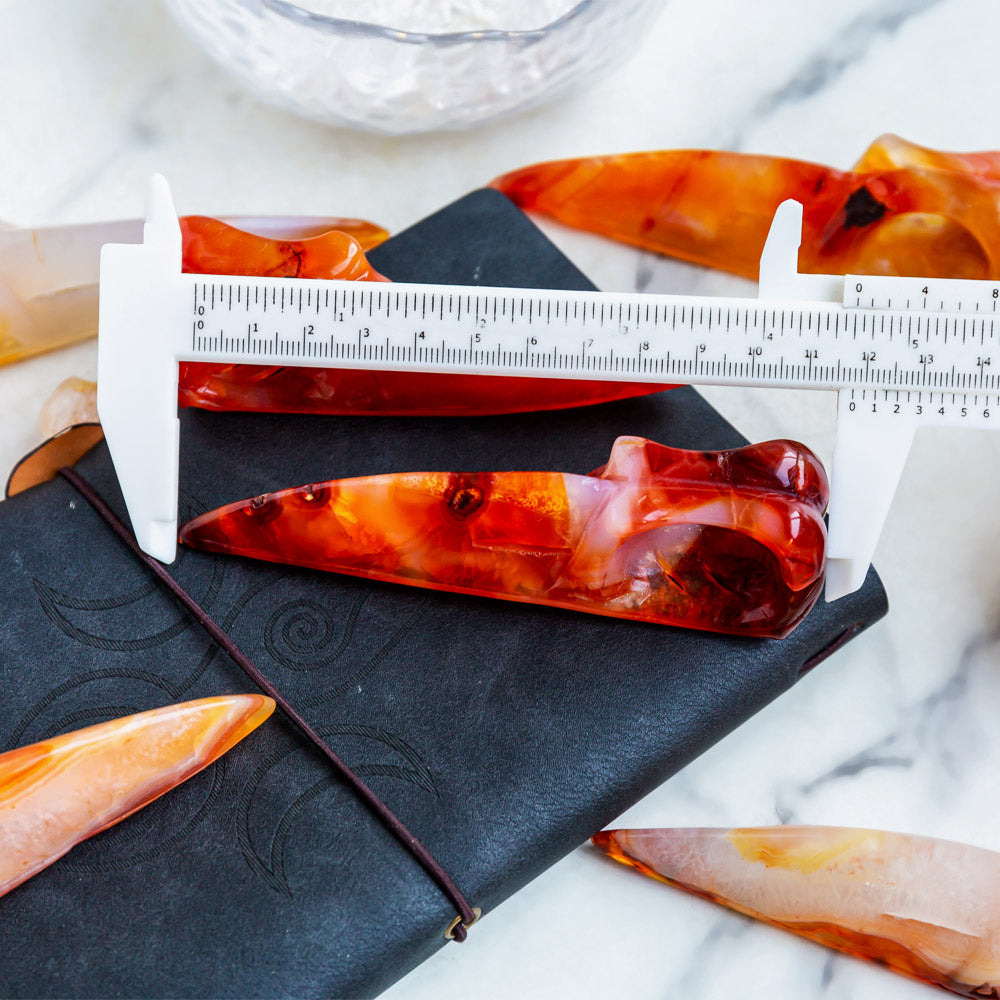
[97,176,1000,600]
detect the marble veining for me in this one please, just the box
[741,0,947,136]
[2,0,999,997]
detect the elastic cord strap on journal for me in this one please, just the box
[59,466,480,943]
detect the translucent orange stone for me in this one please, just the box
[0,694,274,897]
[593,826,1000,999]
[492,134,1000,282]
[180,215,391,281]
[179,436,828,638]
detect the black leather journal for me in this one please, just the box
[0,190,887,998]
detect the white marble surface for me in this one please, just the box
[2,1,999,997]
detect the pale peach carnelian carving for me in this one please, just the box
[180,437,828,639]
[593,826,1000,999]
[0,694,274,898]
[177,215,672,415]
[492,135,1000,282]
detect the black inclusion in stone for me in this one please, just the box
[843,186,888,229]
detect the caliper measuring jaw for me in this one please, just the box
[756,199,914,602]
[97,176,915,600]
[97,175,185,563]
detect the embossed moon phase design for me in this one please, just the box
[236,724,436,897]
[31,491,223,653]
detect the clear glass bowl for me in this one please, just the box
[164,0,666,134]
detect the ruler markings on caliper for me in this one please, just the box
[184,275,1000,400]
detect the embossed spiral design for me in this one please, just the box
[264,599,344,671]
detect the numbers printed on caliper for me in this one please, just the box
[186,276,1000,409]
[850,275,1000,314]
[842,387,999,426]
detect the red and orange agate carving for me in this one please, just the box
[179,436,828,638]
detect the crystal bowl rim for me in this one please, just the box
[258,0,617,44]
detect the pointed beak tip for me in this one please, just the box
[176,520,198,547]
[248,694,277,727]
[590,830,616,853]
[177,513,225,552]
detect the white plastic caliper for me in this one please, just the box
[98,176,1000,598]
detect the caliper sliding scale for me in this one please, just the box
[98,176,1000,601]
